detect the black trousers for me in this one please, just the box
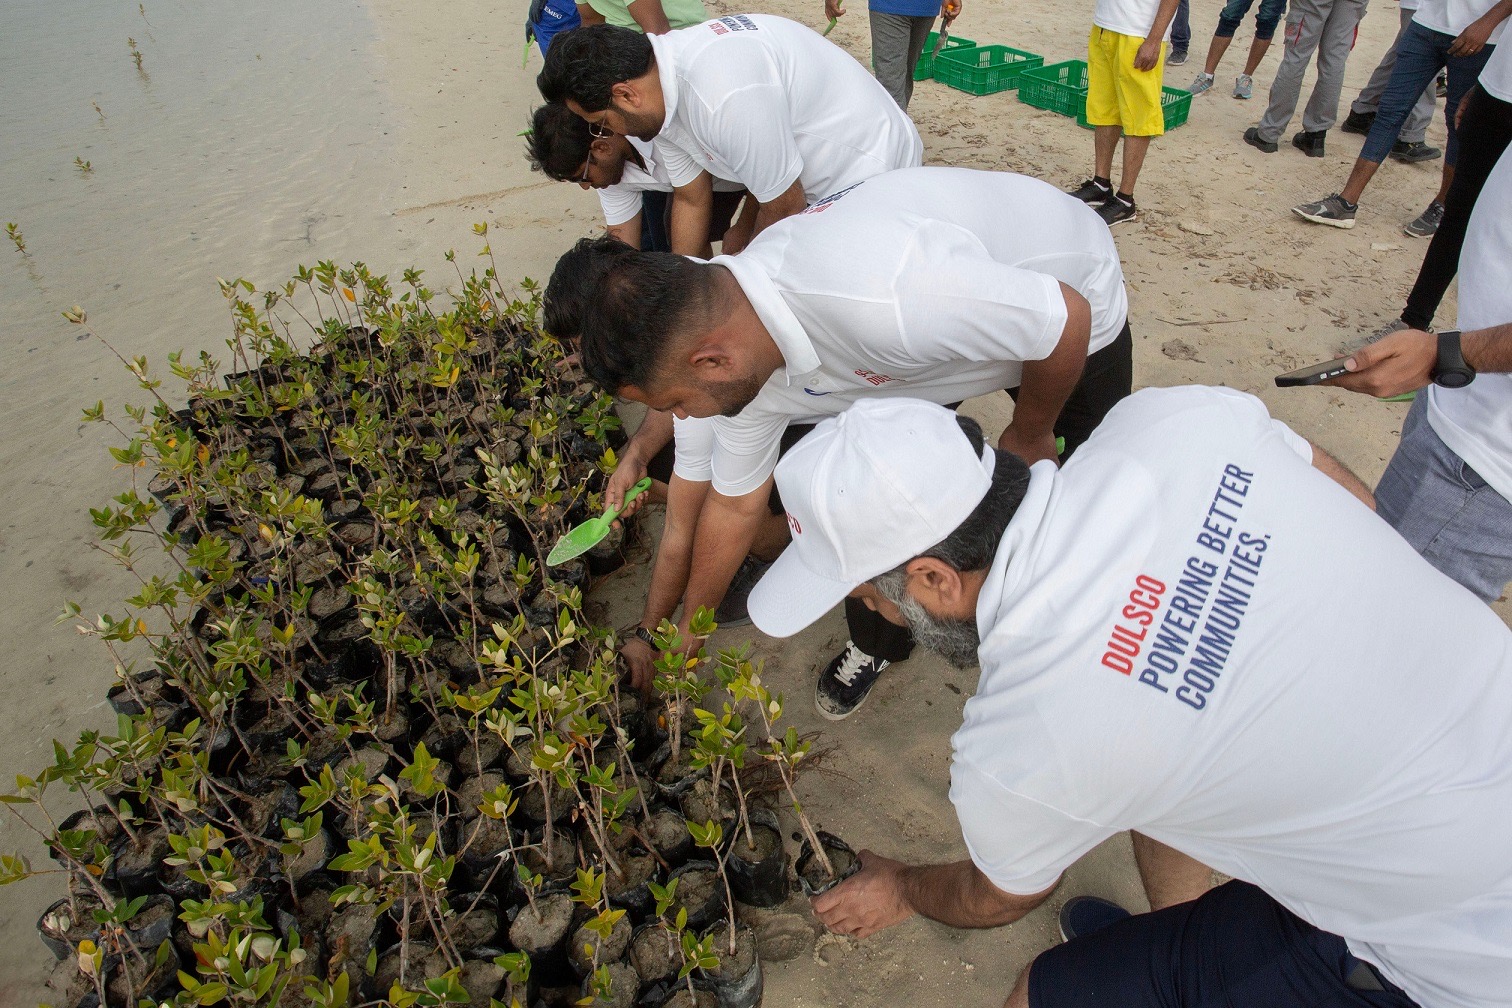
[1401,85,1512,329]
[849,320,1136,662]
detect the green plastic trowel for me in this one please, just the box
[546,477,652,566]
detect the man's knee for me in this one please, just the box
[1006,961,1033,1008]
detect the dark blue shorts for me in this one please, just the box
[1028,881,1420,1008]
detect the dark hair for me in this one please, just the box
[562,238,718,391]
[526,104,593,181]
[885,415,1032,574]
[537,25,653,110]
[542,234,637,344]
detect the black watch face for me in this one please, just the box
[1437,369,1474,389]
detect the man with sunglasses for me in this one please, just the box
[538,14,922,258]
[527,102,751,255]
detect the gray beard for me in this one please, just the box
[874,570,981,670]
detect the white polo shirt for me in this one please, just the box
[1414,0,1507,44]
[646,14,923,205]
[1479,23,1512,103]
[1094,0,1172,40]
[597,138,746,227]
[950,385,1512,1008]
[674,167,1128,494]
[1426,139,1512,503]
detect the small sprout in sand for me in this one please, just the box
[92,101,105,120]
[6,224,24,253]
[74,158,92,175]
[127,37,143,69]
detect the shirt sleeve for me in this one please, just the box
[671,416,715,482]
[709,410,789,497]
[597,184,645,227]
[949,758,1112,896]
[659,138,709,190]
[692,83,803,204]
[891,221,1069,366]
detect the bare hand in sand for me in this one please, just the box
[1324,328,1435,398]
[810,850,915,938]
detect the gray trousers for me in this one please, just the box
[1377,395,1512,603]
[1350,5,1436,143]
[1255,0,1369,141]
[870,9,934,110]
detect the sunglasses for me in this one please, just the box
[588,121,615,139]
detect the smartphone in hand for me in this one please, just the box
[1275,357,1351,387]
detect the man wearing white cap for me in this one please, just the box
[749,392,1512,1008]
[568,165,1133,719]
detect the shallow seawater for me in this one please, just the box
[0,0,401,455]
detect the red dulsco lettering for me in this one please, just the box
[1099,574,1168,675]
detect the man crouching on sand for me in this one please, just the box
[748,392,1512,1008]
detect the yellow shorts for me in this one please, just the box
[1086,26,1166,137]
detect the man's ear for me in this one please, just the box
[906,557,968,609]
[687,337,736,379]
[611,80,641,109]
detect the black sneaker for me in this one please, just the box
[1436,71,1448,99]
[1067,178,1112,205]
[1292,130,1326,157]
[714,556,770,628]
[1390,140,1442,163]
[1243,127,1278,153]
[1096,192,1137,226]
[1058,896,1132,941]
[815,641,890,720]
[1341,109,1375,135]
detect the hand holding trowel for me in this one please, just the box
[546,477,652,566]
[931,0,963,59]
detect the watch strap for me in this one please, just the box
[1432,330,1475,389]
[632,625,656,649]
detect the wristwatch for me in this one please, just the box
[1431,330,1476,389]
[630,626,656,649]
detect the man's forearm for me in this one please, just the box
[750,180,808,241]
[1464,321,1512,372]
[898,859,1049,929]
[1004,284,1091,449]
[680,484,768,627]
[1309,441,1375,510]
[625,408,675,468]
[669,178,714,258]
[640,475,710,629]
[1146,0,1180,42]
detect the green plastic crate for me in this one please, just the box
[1017,59,1193,131]
[911,32,976,81]
[933,45,1044,95]
[1016,59,1090,118]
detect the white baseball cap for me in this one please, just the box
[748,398,996,639]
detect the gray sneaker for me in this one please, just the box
[1189,72,1215,95]
[1168,47,1189,66]
[1233,73,1253,99]
[1293,193,1357,229]
[714,556,771,628]
[1403,200,1445,238]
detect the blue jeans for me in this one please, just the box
[1173,0,1191,50]
[1215,0,1287,40]
[1359,20,1494,166]
[1376,395,1512,603]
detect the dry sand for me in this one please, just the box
[2,0,1506,1004]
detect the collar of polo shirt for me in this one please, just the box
[647,31,681,131]
[713,251,820,379]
